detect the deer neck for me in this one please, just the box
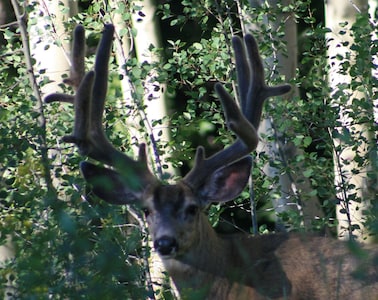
[186,213,231,271]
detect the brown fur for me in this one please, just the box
[144,183,378,300]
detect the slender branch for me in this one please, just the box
[328,128,354,241]
[128,207,157,300]
[0,20,18,28]
[249,158,258,235]
[11,0,56,196]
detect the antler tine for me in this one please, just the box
[242,34,291,128]
[184,34,291,190]
[233,34,250,113]
[45,25,86,103]
[45,24,156,188]
[66,25,86,90]
[91,24,113,129]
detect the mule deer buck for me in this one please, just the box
[45,24,378,299]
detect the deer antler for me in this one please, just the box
[183,34,291,189]
[45,24,156,189]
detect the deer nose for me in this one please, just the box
[154,236,178,256]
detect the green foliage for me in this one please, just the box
[0,1,151,299]
[1,0,377,298]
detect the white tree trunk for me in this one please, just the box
[0,235,15,300]
[28,0,76,95]
[28,0,78,195]
[133,1,176,178]
[325,0,373,242]
[370,0,378,124]
[110,3,142,153]
[130,2,174,297]
[111,0,174,179]
[110,1,172,297]
[246,0,325,231]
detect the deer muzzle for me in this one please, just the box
[154,235,179,257]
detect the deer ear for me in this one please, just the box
[80,161,142,204]
[197,156,252,205]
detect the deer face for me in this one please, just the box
[142,183,201,258]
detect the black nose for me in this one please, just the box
[154,236,178,256]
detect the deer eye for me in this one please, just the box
[143,208,150,218]
[185,204,199,217]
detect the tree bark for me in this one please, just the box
[325,0,375,242]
